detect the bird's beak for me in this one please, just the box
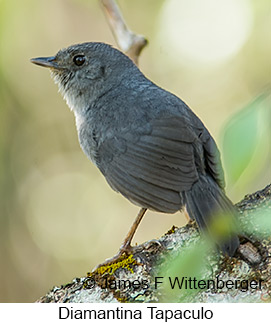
[30,56,60,69]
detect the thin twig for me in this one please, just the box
[100,0,148,65]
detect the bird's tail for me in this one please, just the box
[183,175,239,256]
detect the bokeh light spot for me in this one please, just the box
[158,0,253,64]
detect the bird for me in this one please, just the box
[31,42,239,262]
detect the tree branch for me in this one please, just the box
[100,0,148,64]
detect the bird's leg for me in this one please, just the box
[93,208,147,270]
[118,207,147,253]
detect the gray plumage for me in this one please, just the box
[31,42,239,256]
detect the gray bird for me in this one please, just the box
[31,42,239,260]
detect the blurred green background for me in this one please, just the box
[0,0,270,302]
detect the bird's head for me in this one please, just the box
[31,42,137,113]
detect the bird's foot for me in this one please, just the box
[90,208,147,275]
[91,244,135,274]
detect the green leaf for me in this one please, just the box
[221,94,271,186]
[241,205,271,239]
[158,240,213,302]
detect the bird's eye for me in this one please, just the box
[73,55,85,66]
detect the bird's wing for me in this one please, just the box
[202,134,225,189]
[96,116,202,213]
